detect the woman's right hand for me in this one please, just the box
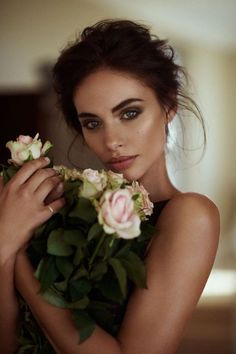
[0,157,65,261]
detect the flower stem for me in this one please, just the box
[88,233,106,270]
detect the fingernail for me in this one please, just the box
[44,157,50,163]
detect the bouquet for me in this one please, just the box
[1,134,155,353]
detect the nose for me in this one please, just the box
[103,124,124,151]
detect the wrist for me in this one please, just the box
[0,249,16,269]
[0,246,17,268]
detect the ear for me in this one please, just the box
[163,107,176,137]
[165,107,176,123]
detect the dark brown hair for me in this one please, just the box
[53,19,206,151]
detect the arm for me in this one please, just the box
[118,193,220,353]
[15,192,220,354]
[0,159,65,353]
[0,256,18,353]
[15,251,122,354]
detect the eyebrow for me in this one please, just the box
[77,98,143,119]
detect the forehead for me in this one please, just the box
[73,69,155,111]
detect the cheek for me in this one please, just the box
[136,116,165,145]
[83,132,104,156]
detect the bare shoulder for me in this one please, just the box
[149,193,220,272]
[119,193,220,353]
[158,192,220,235]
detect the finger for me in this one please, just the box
[44,182,64,205]
[35,175,63,201]
[43,197,65,217]
[25,168,58,193]
[9,157,51,186]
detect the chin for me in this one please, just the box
[121,169,144,182]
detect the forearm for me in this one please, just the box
[15,253,122,354]
[0,254,19,353]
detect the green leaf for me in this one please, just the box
[69,278,92,301]
[69,197,97,223]
[67,296,89,310]
[138,222,155,242]
[63,229,86,247]
[70,266,88,281]
[90,262,108,280]
[120,251,147,288]
[56,257,73,279]
[100,236,118,259]
[64,180,81,194]
[54,279,68,292]
[87,223,103,241]
[35,256,59,292]
[73,247,84,266]
[109,258,127,298]
[115,242,131,258]
[42,287,67,308]
[73,310,96,343]
[47,228,74,256]
[97,275,123,303]
[2,165,19,183]
[132,193,139,201]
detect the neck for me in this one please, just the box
[138,154,180,202]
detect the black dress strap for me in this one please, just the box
[148,199,170,226]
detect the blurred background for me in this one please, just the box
[1,0,236,352]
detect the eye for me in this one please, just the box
[80,120,101,130]
[121,108,141,120]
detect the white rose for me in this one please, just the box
[80,169,107,199]
[6,133,52,166]
[98,189,141,239]
[107,170,127,189]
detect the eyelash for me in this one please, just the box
[81,108,142,131]
[121,108,141,120]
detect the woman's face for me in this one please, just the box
[73,68,169,183]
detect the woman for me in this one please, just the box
[0,20,220,354]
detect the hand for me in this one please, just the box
[0,158,65,260]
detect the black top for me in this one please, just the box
[148,199,170,226]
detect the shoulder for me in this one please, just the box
[158,192,220,237]
[151,192,220,262]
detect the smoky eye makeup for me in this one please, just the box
[121,107,143,120]
[79,118,101,130]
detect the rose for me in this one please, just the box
[128,181,153,218]
[80,169,107,199]
[107,170,127,189]
[98,189,141,239]
[6,133,52,166]
[53,165,82,181]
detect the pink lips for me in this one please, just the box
[107,155,138,171]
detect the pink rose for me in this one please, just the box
[6,133,52,166]
[98,189,141,239]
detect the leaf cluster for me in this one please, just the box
[10,176,155,350]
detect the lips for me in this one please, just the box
[107,155,138,171]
